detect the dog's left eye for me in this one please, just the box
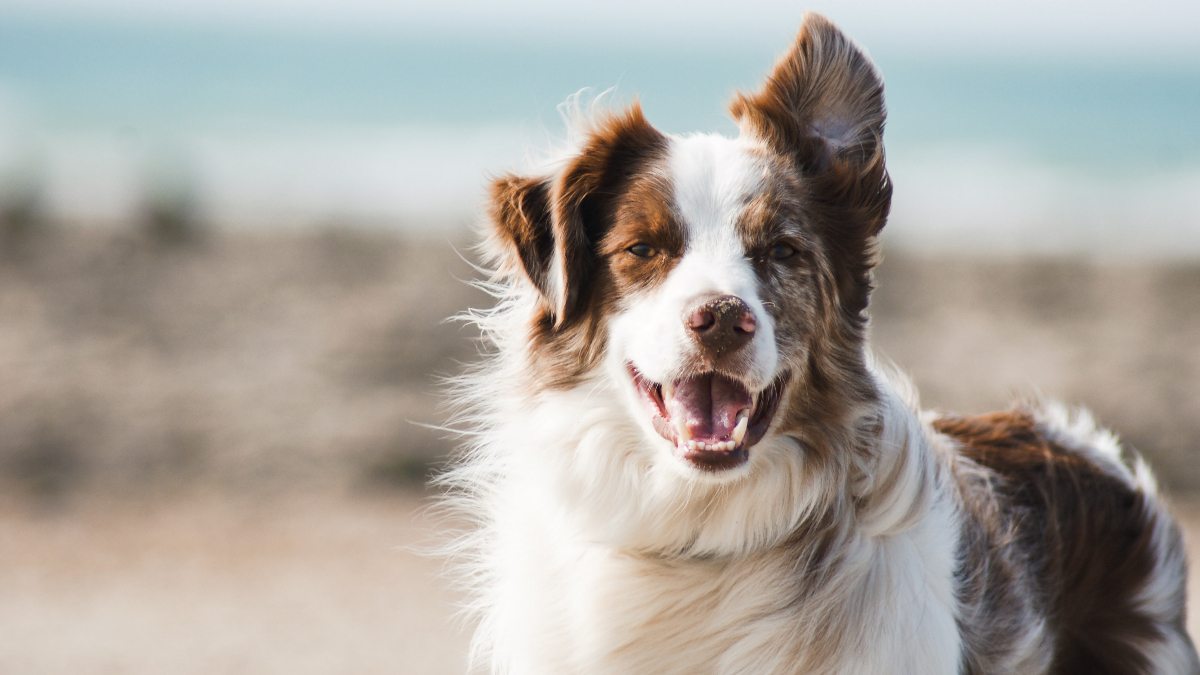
[768,244,796,260]
[628,244,657,258]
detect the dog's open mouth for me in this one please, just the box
[629,365,788,471]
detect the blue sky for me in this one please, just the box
[2,0,1199,59]
[1,0,1197,249]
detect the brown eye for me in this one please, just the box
[628,244,657,258]
[768,244,796,260]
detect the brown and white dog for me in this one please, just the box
[446,12,1199,675]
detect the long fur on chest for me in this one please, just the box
[446,362,963,675]
[445,356,1195,674]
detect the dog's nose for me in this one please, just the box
[685,295,756,357]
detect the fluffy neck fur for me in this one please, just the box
[444,291,961,674]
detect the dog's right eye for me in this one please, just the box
[628,244,657,258]
[768,244,797,260]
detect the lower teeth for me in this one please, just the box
[685,439,738,452]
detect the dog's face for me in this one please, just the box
[487,14,890,486]
[606,136,811,473]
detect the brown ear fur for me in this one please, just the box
[488,174,556,301]
[487,103,667,326]
[730,12,891,319]
[730,12,886,173]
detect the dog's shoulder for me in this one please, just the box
[933,407,1197,675]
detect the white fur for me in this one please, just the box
[457,366,963,675]
[610,134,777,393]
[1033,401,1150,491]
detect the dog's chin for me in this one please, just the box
[628,364,788,473]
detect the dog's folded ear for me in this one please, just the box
[487,105,666,327]
[730,12,885,175]
[488,173,557,305]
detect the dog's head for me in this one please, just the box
[483,13,890,538]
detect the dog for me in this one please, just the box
[444,12,1199,674]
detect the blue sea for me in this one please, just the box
[1,19,1198,255]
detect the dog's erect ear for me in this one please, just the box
[731,13,891,319]
[730,12,885,174]
[487,104,666,326]
[728,12,890,272]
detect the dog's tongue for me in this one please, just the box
[665,373,753,442]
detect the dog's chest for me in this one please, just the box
[501,537,803,675]
[490,495,965,675]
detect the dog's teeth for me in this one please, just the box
[732,409,750,445]
[663,381,675,403]
[675,418,692,442]
[687,440,698,452]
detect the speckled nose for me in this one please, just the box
[685,294,756,358]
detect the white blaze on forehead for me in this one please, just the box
[669,133,765,252]
[664,133,769,322]
[607,133,778,390]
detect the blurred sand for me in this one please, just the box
[0,225,1198,673]
[2,491,1200,674]
[0,491,470,675]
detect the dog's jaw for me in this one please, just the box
[629,364,788,471]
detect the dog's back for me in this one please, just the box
[942,408,1196,674]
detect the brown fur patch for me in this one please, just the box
[728,14,891,488]
[488,175,555,299]
[735,170,825,348]
[730,12,890,322]
[937,411,1187,674]
[486,104,676,389]
[598,175,684,296]
[548,105,669,325]
[729,12,885,172]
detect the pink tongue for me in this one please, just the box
[664,374,753,442]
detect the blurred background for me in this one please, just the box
[0,0,1197,672]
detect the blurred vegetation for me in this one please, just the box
[0,223,485,506]
[142,190,202,246]
[0,223,1197,504]
[0,181,43,257]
